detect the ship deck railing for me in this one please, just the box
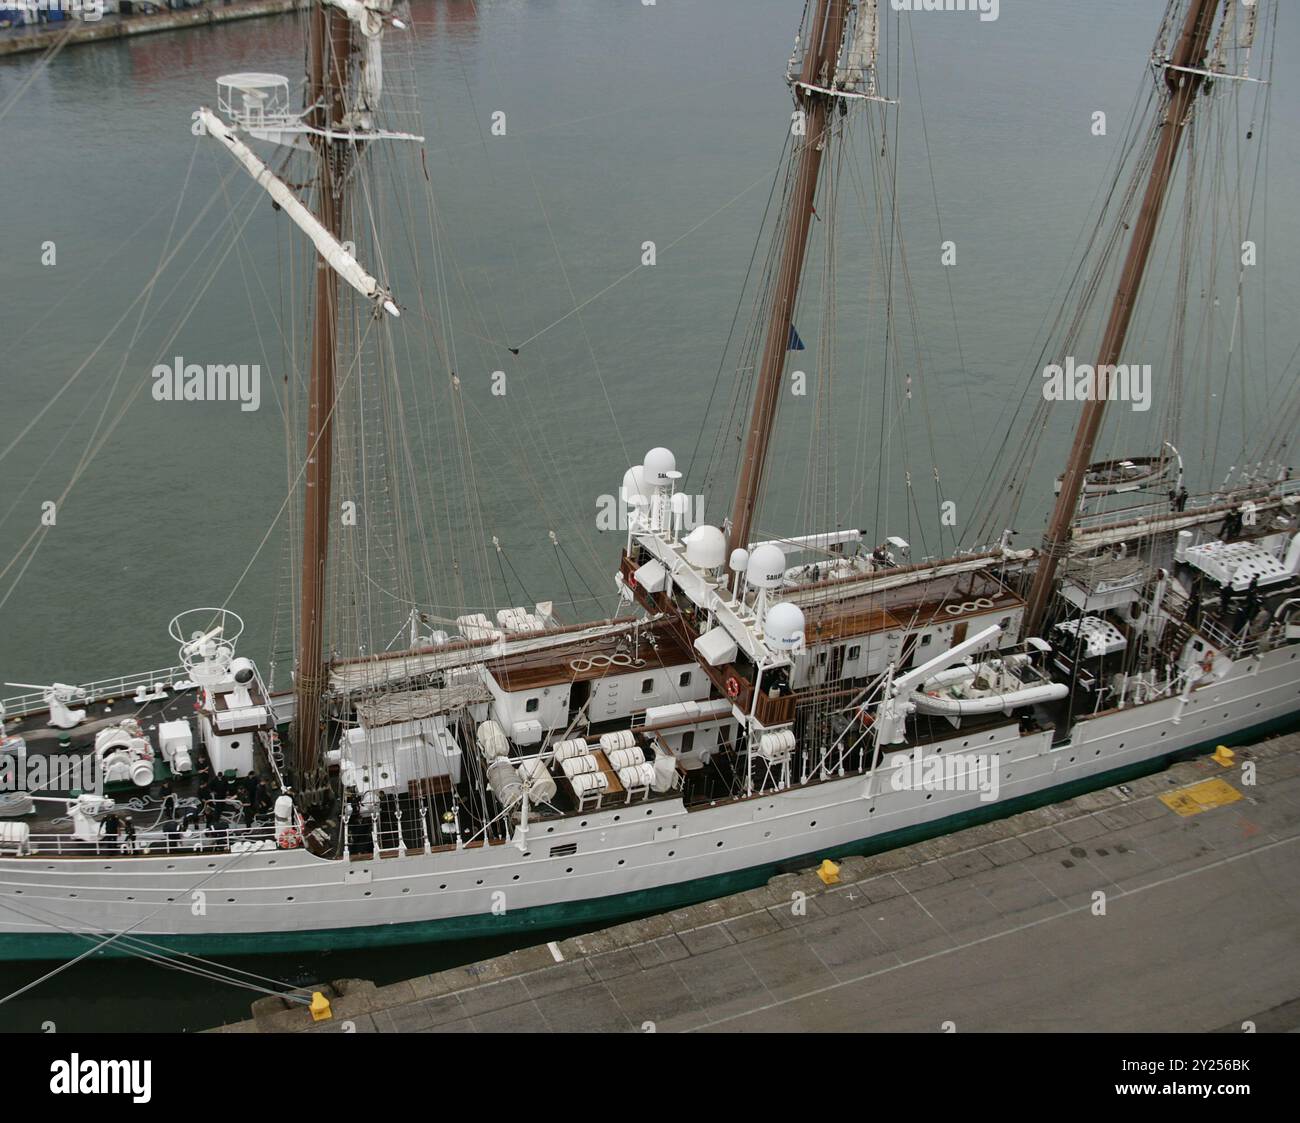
[12,824,280,858]
[1070,478,1300,536]
[1,664,189,720]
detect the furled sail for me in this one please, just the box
[835,0,878,93]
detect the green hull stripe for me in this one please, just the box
[2,714,1295,961]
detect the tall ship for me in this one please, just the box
[0,0,1296,960]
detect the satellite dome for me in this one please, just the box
[729,548,750,573]
[621,465,648,507]
[764,602,805,649]
[643,447,678,486]
[684,525,726,569]
[746,543,786,589]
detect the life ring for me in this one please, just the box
[278,827,302,850]
[724,675,741,699]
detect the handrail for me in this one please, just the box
[18,824,280,858]
[1,665,189,720]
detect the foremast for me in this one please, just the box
[1022,0,1223,637]
[294,2,355,788]
[727,0,850,556]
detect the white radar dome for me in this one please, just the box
[643,447,679,486]
[746,543,786,589]
[684,525,726,569]
[764,602,805,649]
[729,548,750,573]
[621,465,648,507]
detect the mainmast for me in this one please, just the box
[1022,0,1222,636]
[727,0,849,555]
[295,3,355,783]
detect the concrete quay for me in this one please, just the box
[0,1,304,58]
[215,731,1300,1033]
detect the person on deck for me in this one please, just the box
[1239,576,1261,633]
[122,815,137,854]
[159,782,178,821]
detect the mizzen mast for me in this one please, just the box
[295,3,355,784]
[1022,0,1223,637]
[726,0,849,556]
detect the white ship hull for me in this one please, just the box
[1,643,1294,960]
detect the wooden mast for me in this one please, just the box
[727,0,849,555]
[295,2,354,785]
[1022,0,1222,637]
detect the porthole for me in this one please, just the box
[565,867,573,874]
[439,884,447,890]
[809,820,817,828]
[617,859,625,866]
[925,794,933,801]
[402,888,411,894]
[716,841,723,848]
[668,850,675,857]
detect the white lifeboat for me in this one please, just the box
[911,659,1067,717]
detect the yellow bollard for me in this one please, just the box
[309,991,332,1022]
[817,859,840,885]
[1212,745,1236,768]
